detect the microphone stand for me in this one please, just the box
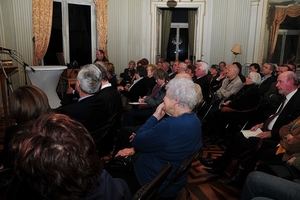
[7,50,35,85]
[0,53,14,127]
[0,53,14,93]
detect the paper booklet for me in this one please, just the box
[241,128,262,138]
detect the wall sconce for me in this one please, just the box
[231,44,242,62]
[167,0,177,8]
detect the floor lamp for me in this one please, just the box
[231,44,242,62]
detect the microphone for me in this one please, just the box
[0,47,12,52]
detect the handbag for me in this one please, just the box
[225,138,263,177]
[108,152,141,171]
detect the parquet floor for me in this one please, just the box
[179,136,242,200]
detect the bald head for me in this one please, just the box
[225,65,239,80]
[175,73,192,80]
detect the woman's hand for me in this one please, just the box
[129,132,136,142]
[138,96,146,103]
[115,148,135,157]
[153,103,165,120]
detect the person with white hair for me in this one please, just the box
[205,72,262,143]
[194,61,210,98]
[107,77,203,198]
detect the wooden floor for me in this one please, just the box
[0,116,242,200]
[176,135,242,200]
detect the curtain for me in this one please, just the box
[32,0,53,65]
[267,6,300,62]
[188,10,196,64]
[94,0,108,59]
[161,10,172,60]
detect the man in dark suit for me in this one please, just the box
[200,71,300,183]
[259,62,277,95]
[117,65,149,102]
[61,64,121,157]
[194,61,210,98]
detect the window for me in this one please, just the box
[44,0,96,66]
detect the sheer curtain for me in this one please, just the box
[94,0,108,59]
[267,6,300,62]
[161,10,172,60]
[188,10,196,63]
[32,0,53,65]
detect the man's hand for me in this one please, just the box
[256,131,271,139]
[251,123,263,131]
[66,87,74,94]
[287,156,296,165]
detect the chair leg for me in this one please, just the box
[185,185,190,197]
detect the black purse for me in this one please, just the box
[109,152,141,171]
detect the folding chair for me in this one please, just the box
[199,91,217,122]
[132,163,173,200]
[154,149,201,200]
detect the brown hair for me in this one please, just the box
[11,113,102,200]
[9,85,52,125]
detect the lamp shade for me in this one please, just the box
[231,44,242,54]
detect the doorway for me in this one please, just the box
[167,24,189,61]
[150,1,205,64]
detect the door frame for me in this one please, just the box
[150,1,205,63]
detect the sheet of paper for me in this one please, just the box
[241,128,262,138]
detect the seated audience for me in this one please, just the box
[248,63,261,74]
[258,64,293,123]
[94,49,109,63]
[233,62,246,83]
[194,61,210,98]
[169,60,179,79]
[145,64,158,94]
[161,61,172,74]
[107,77,202,198]
[61,64,119,157]
[119,60,136,86]
[255,116,300,175]
[210,65,226,93]
[259,62,277,95]
[10,113,131,200]
[117,65,149,110]
[203,64,243,121]
[0,85,52,168]
[184,58,192,66]
[137,58,149,66]
[199,71,300,185]
[241,170,300,200]
[104,62,118,89]
[207,72,261,142]
[177,62,187,74]
[219,61,226,73]
[186,64,196,81]
[121,68,169,126]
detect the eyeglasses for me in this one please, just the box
[195,68,202,71]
